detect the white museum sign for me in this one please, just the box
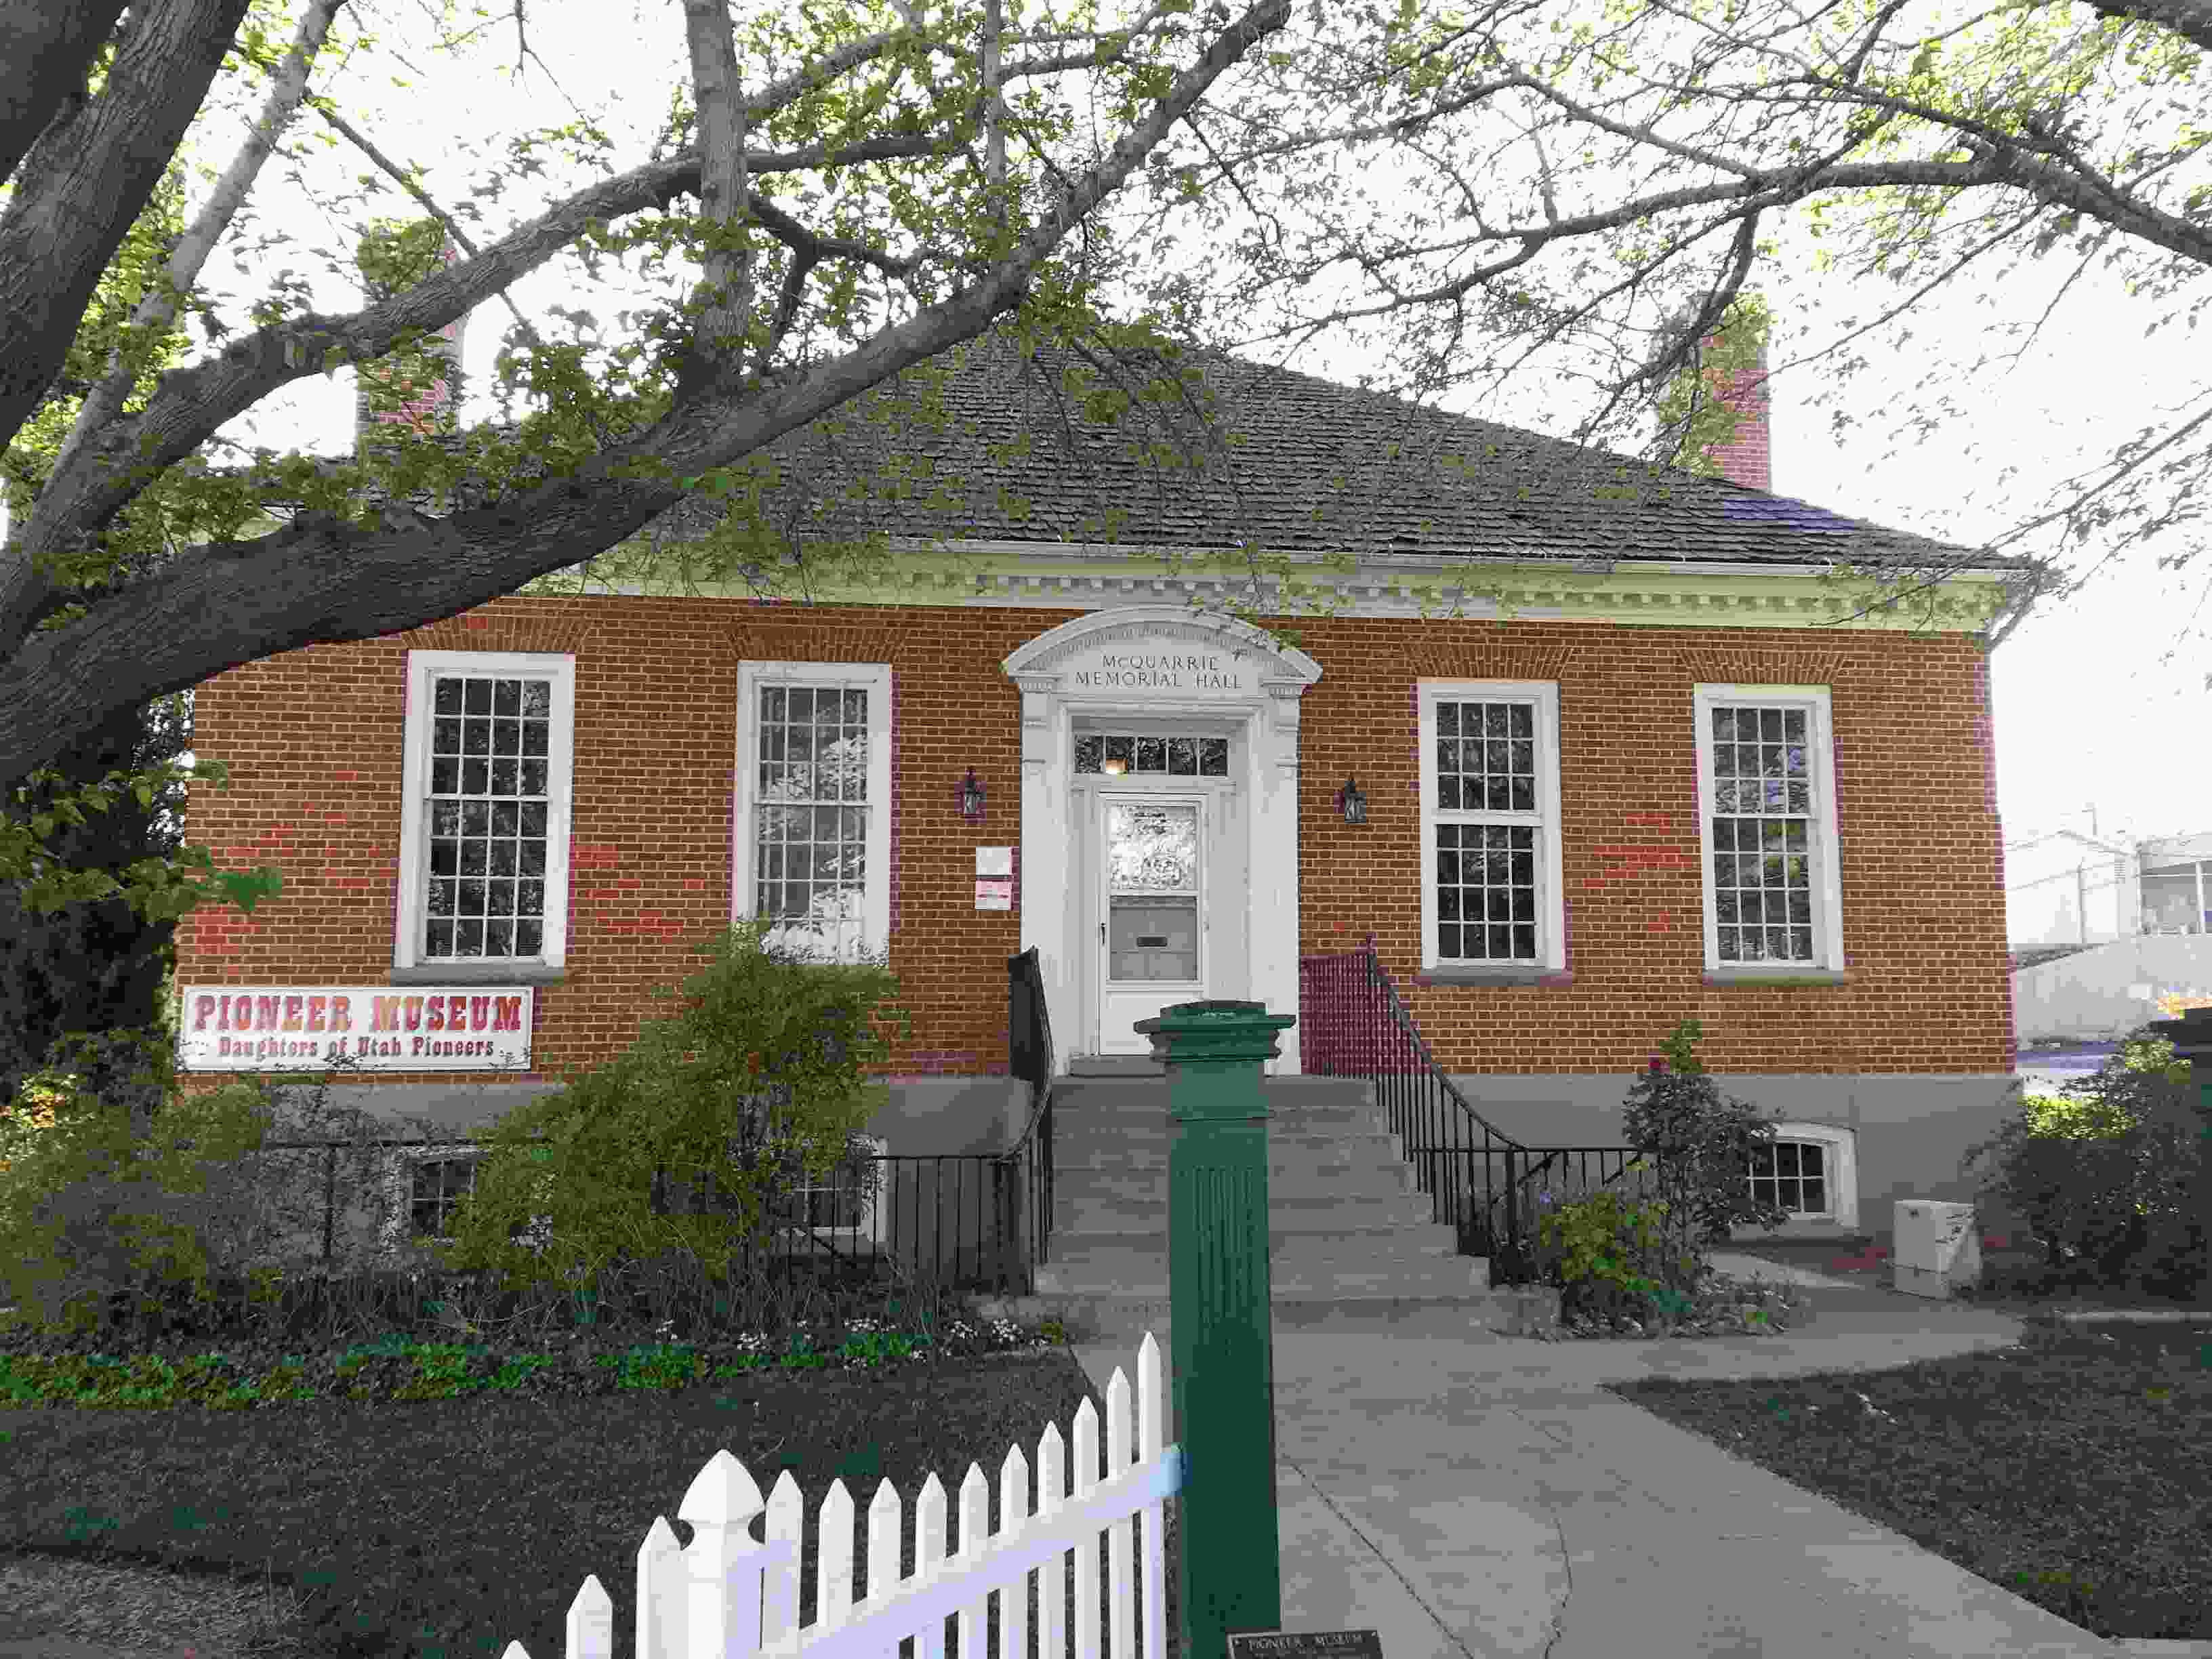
[176,985,535,1072]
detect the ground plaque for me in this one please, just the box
[1227,1631,1384,1659]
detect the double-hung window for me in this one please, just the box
[394,652,575,976]
[734,662,893,963]
[1692,686,1845,973]
[1418,681,1566,974]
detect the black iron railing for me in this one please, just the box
[1298,934,1657,1283]
[196,1129,1022,1298]
[168,953,1064,1303]
[994,945,1057,1292]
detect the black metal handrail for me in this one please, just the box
[1298,934,1653,1283]
[994,946,1057,1291]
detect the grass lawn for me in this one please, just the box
[1610,1289,2212,1644]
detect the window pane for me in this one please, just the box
[1708,702,1818,964]
[1075,735,1103,773]
[756,684,872,960]
[1435,823,1536,962]
[425,674,552,961]
[1107,801,1198,893]
[1200,738,1229,775]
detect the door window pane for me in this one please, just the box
[1107,800,1199,981]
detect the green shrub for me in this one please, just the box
[0,1024,293,1336]
[1617,1019,1793,1275]
[1961,1031,2209,1294]
[420,916,914,1337]
[1530,1162,1704,1326]
[0,1025,474,1340]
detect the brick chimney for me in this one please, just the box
[1694,307,1771,491]
[1699,320,1771,491]
[354,223,466,456]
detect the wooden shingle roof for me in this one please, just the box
[291,328,2035,579]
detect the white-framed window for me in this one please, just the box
[394,651,575,970]
[733,661,893,963]
[645,1132,890,1252]
[766,1134,889,1250]
[375,1145,556,1258]
[1692,686,1845,972]
[1738,1123,1858,1229]
[1418,680,1566,972]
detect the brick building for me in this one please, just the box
[167,324,2041,1275]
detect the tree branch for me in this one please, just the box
[0,0,253,453]
[2085,0,2212,56]
[0,0,131,184]
[37,0,347,588]
[678,0,755,400]
[3,127,958,617]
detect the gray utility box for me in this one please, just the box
[1893,1200,1982,1299]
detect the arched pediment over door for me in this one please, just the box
[1002,605,1322,1071]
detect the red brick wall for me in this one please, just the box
[1293,615,2013,1074]
[172,596,2012,1095]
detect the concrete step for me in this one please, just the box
[1051,1185,1440,1232]
[1048,1162,1419,1205]
[1048,1128,1408,1165]
[1044,1218,1465,1255]
[1033,1241,1492,1296]
[1050,1100,1395,1136]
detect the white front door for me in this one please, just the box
[1094,792,1207,1054]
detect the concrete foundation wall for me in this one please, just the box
[1441,1070,2032,1252]
[193,1074,1032,1289]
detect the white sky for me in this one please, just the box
[33,0,2212,856]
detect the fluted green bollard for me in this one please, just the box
[1134,999,1296,1659]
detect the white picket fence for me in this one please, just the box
[500,1330,1183,1659]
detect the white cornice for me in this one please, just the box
[528,539,2020,632]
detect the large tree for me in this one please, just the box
[1,120,200,1124]
[0,0,1295,939]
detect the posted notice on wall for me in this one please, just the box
[176,985,535,1072]
[1228,1633,1383,1659]
[975,846,1014,910]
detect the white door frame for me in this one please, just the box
[1002,605,1322,1074]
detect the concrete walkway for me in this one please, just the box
[1069,1266,2156,1659]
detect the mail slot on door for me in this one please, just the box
[1109,895,1197,981]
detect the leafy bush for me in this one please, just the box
[0,1023,474,1340]
[419,916,914,1338]
[1961,1031,2209,1296]
[1617,1019,1792,1271]
[1529,1164,1698,1326]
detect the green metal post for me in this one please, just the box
[1134,999,1295,1659]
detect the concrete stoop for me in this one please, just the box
[986,1069,1561,1341]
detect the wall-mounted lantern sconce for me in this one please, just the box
[958,769,987,821]
[1337,777,1367,825]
